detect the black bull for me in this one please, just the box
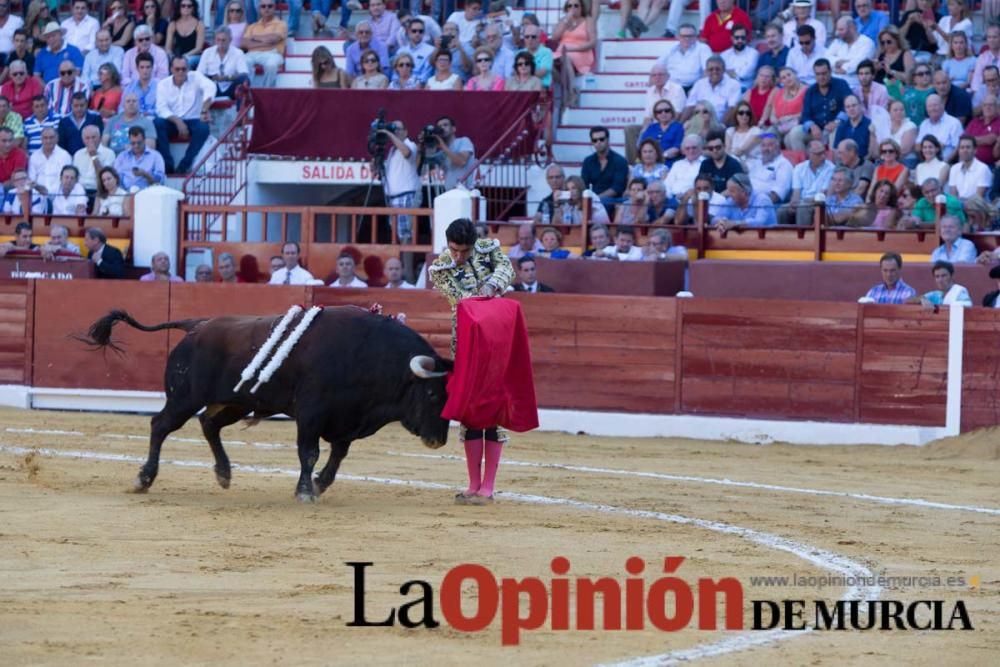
[79,306,453,501]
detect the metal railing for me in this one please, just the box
[181,97,254,207]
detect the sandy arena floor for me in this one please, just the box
[0,407,997,666]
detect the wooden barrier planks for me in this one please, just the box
[0,281,29,383]
[961,308,1000,431]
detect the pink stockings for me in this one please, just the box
[462,436,503,499]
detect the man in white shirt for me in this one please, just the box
[61,0,99,54]
[918,94,964,162]
[684,55,741,122]
[825,16,875,89]
[445,0,482,47]
[82,30,124,89]
[930,216,978,264]
[329,252,368,288]
[746,133,793,204]
[396,18,436,83]
[384,256,415,289]
[2,168,46,214]
[655,23,712,89]
[196,26,249,101]
[483,24,514,79]
[642,65,686,125]
[0,2,24,55]
[664,134,705,199]
[721,24,758,91]
[50,164,87,215]
[121,25,169,86]
[73,124,114,194]
[154,55,214,174]
[783,0,826,48]
[268,242,315,285]
[947,135,992,199]
[28,126,70,195]
[378,121,420,244]
[785,24,825,87]
[600,226,644,261]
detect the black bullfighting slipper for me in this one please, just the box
[467,494,494,506]
[455,492,472,505]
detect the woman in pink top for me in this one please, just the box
[762,67,806,143]
[465,47,505,91]
[552,0,596,107]
[863,180,899,229]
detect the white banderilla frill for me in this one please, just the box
[250,305,323,393]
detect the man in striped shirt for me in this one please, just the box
[22,95,58,154]
[864,252,917,304]
[44,62,89,118]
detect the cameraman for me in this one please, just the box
[422,116,474,190]
[375,120,421,244]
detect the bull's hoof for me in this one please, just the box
[215,466,231,489]
[133,475,152,493]
[312,477,330,497]
[295,491,317,503]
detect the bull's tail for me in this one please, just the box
[75,309,207,355]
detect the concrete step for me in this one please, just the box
[561,106,645,127]
[579,90,644,109]
[601,55,657,73]
[600,38,675,59]
[552,142,603,163]
[555,126,626,144]
[286,37,345,57]
[586,72,652,91]
[276,72,312,88]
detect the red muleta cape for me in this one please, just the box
[441,297,539,432]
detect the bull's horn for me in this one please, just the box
[410,355,447,379]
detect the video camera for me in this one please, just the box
[419,123,444,147]
[368,108,397,163]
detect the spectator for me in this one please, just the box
[534,163,566,224]
[720,24,757,91]
[948,135,992,199]
[685,55,740,123]
[329,251,368,288]
[0,126,25,188]
[39,223,81,260]
[365,0,400,49]
[23,0,52,49]
[784,0,826,49]
[791,59,851,151]
[833,95,874,161]
[824,167,865,225]
[90,63,123,119]
[121,25,168,87]
[141,250,183,281]
[511,256,553,292]
[519,23,552,89]
[874,25,913,87]
[933,69,972,126]
[243,0,287,88]
[973,66,1000,114]
[552,0,596,107]
[560,174,610,224]
[103,93,156,153]
[715,173,777,230]
[685,100,723,140]
[120,51,158,115]
[83,227,125,278]
[0,221,36,257]
[981,265,1000,308]
[82,30,124,90]
[677,169,726,225]
[73,124,114,194]
[699,130,744,194]
[890,63,934,125]
[782,139,834,226]
[646,180,674,223]
[45,63,90,118]
[743,66,776,125]
[192,264,212,282]
[632,138,669,184]
[827,16,875,88]
[50,164,87,215]
[536,226,575,259]
[918,94,963,162]
[835,138,873,198]
[3,30,34,85]
[900,0,937,61]
[28,126,70,195]
[61,0,99,54]
[932,0,973,58]
[637,64,685,147]
[36,22,84,84]
[0,96,23,146]
[424,115,473,190]
[655,23,711,90]
[136,0,169,48]
[871,139,908,193]
[583,223,612,258]
[344,22,388,79]
[92,166,130,216]
[863,252,916,304]
[852,59,888,117]
[445,0,482,46]
[746,133,793,204]
[437,21,473,81]
[376,119,419,243]
[913,260,972,308]
[616,0,660,39]
[216,251,239,282]
[942,31,975,91]
[700,0,750,54]
[914,135,949,187]
[482,24,514,80]
[862,179,899,228]
[220,1,247,50]
[854,0,889,44]
[967,95,1000,165]
[268,255,283,275]
[396,18,435,84]
[154,56,213,174]
[756,23,788,76]
[931,215,977,263]
[882,99,917,165]
[2,167,44,214]
[726,101,761,162]
[614,179,649,225]
[165,0,205,69]
[58,92,102,154]
[196,25,248,100]
[509,223,544,259]
[425,48,462,90]
[639,102,682,163]
[268,242,314,285]
[24,95,58,153]
[464,46,503,91]
[962,196,996,233]
[762,67,806,144]
[895,183,923,228]
[581,125,628,210]
[1,60,42,120]
[664,134,705,200]
[643,228,687,262]
[0,3,23,66]
[353,50,390,89]
[910,177,965,228]
[505,52,541,92]
[972,24,1000,93]
[310,45,348,89]
[600,226,644,261]
[785,24,825,88]
[103,0,134,50]
[113,126,165,190]
[383,256,415,289]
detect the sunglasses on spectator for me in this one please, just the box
[565,2,580,7]
[516,61,530,66]
[524,33,539,39]
[881,148,897,154]
[915,70,930,76]
[679,32,695,38]
[880,39,894,45]
[60,69,74,76]
[698,109,710,115]
[363,57,378,63]
[229,7,243,12]
[591,136,608,143]
[411,28,424,33]
[10,70,24,76]
[136,36,151,41]
[655,107,672,114]
[737,109,751,115]
[706,144,723,150]
[397,62,413,67]
[476,57,492,62]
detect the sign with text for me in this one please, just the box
[254,161,379,185]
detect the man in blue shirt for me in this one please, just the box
[832,95,873,160]
[756,23,788,75]
[580,125,629,213]
[34,23,84,84]
[715,174,777,230]
[824,168,865,225]
[853,0,889,44]
[23,95,59,154]
[792,59,852,150]
[119,52,158,116]
[113,126,164,190]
